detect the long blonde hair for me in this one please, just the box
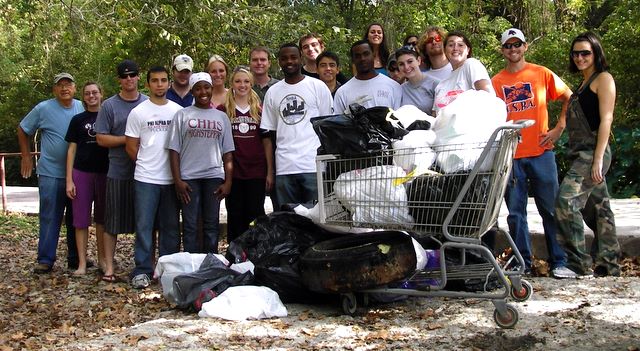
[224,66,262,122]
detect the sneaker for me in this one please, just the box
[577,269,594,279]
[34,263,52,274]
[552,266,579,279]
[131,274,151,289]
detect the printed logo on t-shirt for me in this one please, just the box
[377,90,390,99]
[435,89,464,109]
[84,122,96,137]
[502,82,535,113]
[279,94,306,125]
[232,115,258,137]
[186,118,224,138]
[146,119,173,132]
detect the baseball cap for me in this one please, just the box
[501,28,526,45]
[189,72,212,90]
[173,54,194,72]
[53,72,74,84]
[117,59,139,76]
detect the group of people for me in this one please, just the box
[17,23,619,290]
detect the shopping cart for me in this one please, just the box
[312,120,534,328]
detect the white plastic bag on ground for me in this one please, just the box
[198,286,288,321]
[334,165,414,228]
[154,252,230,304]
[432,90,506,173]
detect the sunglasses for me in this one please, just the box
[502,41,524,49]
[426,35,442,44]
[571,50,592,58]
[119,73,138,79]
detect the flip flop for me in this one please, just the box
[101,274,117,283]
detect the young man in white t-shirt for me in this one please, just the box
[260,43,333,207]
[125,66,182,289]
[333,39,402,114]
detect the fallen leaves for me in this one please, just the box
[0,213,173,350]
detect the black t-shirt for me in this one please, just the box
[65,111,109,173]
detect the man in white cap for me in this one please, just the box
[17,72,84,273]
[167,54,194,107]
[491,28,572,277]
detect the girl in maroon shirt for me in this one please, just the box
[218,67,267,242]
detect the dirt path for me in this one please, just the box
[1,213,638,350]
[60,277,640,351]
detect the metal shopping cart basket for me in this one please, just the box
[312,120,534,328]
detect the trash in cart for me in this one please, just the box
[312,109,535,328]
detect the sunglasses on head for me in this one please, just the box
[119,73,138,79]
[571,50,592,58]
[426,35,442,44]
[502,41,524,49]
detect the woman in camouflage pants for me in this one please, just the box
[553,32,621,279]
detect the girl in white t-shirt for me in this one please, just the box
[433,31,494,115]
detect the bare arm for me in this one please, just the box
[540,88,573,147]
[66,143,78,199]
[170,150,191,204]
[592,72,616,183]
[215,152,234,200]
[125,136,140,161]
[474,79,493,93]
[17,126,33,178]
[262,134,274,192]
[96,133,126,148]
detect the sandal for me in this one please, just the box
[101,274,117,283]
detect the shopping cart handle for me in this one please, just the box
[509,119,535,129]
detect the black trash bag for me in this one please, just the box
[443,248,503,292]
[312,105,408,157]
[226,212,341,303]
[172,253,254,311]
[350,104,409,140]
[406,119,432,131]
[407,171,492,237]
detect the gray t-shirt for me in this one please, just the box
[95,93,149,180]
[166,106,235,180]
[401,75,440,115]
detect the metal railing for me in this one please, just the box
[1,152,39,213]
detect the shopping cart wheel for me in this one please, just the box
[341,293,357,315]
[510,280,533,302]
[493,304,519,329]
[357,292,370,308]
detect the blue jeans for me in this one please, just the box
[275,173,318,207]
[133,181,180,277]
[37,175,77,266]
[182,178,222,253]
[505,151,566,269]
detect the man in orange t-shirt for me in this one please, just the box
[492,28,572,277]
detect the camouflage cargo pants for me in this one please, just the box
[555,148,620,275]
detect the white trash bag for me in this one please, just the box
[432,90,506,173]
[392,129,437,175]
[334,165,414,228]
[198,285,288,321]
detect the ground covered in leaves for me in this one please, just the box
[1,212,639,350]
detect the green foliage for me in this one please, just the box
[0,0,638,196]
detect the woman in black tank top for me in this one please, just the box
[553,32,621,279]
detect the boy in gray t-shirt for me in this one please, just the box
[167,72,234,253]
